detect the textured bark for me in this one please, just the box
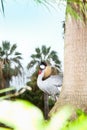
[49,15,87,116]
[0,61,6,89]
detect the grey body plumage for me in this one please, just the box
[37,69,63,96]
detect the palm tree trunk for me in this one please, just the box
[5,78,10,95]
[49,4,87,116]
[6,78,10,88]
[0,61,5,89]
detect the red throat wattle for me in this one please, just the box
[38,69,42,74]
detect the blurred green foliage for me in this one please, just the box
[62,109,87,130]
[0,98,86,130]
[0,99,87,130]
[0,100,72,130]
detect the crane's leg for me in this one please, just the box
[44,93,49,119]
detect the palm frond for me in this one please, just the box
[47,46,51,54]
[42,45,47,55]
[35,48,41,53]
[2,41,10,51]
[47,50,56,59]
[66,1,87,23]
[11,58,23,68]
[15,52,22,55]
[0,50,5,57]
[31,54,37,59]
[36,53,42,59]
[31,54,42,61]
[1,0,4,14]
[14,56,22,60]
[9,44,17,55]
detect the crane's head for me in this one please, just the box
[38,61,52,79]
[38,61,47,75]
[39,61,47,70]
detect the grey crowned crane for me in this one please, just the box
[37,62,63,98]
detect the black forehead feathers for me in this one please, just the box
[40,61,47,66]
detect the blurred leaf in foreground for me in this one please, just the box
[0,100,44,130]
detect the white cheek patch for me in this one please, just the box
[40,64,46,70]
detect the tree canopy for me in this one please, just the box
[0,41,23,89]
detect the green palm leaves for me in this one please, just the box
[27,45,61,70]
[0,0,4,14]
[66,1,87,23]
[0,41,23,88]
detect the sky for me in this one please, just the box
[0,0,66,89]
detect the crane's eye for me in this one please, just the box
[39,64,46,70]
